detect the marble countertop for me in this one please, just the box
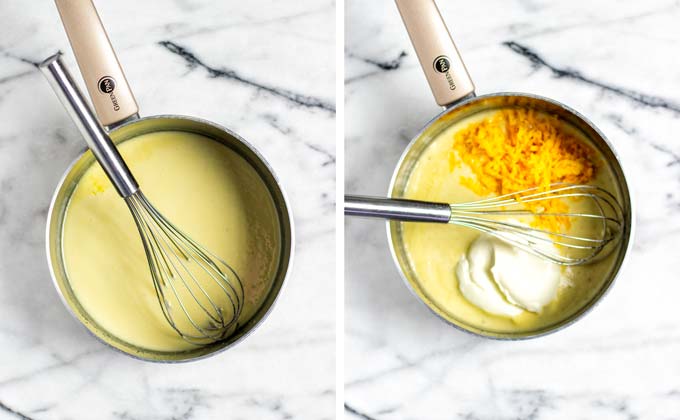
[345,0,680,418]
[0,0,335,418]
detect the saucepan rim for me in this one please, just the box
[385,91,635,340]
[45,113,295,362]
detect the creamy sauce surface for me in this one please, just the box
[63,131,281,352]
[400,110,622,334]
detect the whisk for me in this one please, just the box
[40,53,243,344]
[345,184,624,265]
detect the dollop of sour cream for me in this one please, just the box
[456,233,564,317]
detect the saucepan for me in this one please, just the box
[44,0,294,361]
[346,0,633,338]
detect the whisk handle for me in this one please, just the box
[345,195,451,223]
[39,53,139,197]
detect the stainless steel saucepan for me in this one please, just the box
[44,0,294,361]
[347,0,634,339]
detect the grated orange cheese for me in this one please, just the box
[450,108,598,231]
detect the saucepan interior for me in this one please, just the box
[387,93,633,339]
[46,115,294,361]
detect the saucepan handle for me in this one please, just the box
[394,0,475,107]
[54,0,139,127]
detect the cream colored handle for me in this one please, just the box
[54,0,138,127]
[395,0,475,107]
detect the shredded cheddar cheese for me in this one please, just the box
[451,108,598,231]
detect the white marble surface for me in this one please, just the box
[345,0,680,418]
[0,0,335,418]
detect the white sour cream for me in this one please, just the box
[456,233,564,317]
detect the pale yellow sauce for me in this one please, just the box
[400,110,622,334]
[62,131,281,352]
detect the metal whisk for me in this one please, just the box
[40,53,243,344]
[345,183,624,265]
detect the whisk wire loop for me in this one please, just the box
[125,191,244,344]
[446,183,624,265]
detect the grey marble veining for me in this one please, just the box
[0,0,335,419]
[345,0,680,418]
